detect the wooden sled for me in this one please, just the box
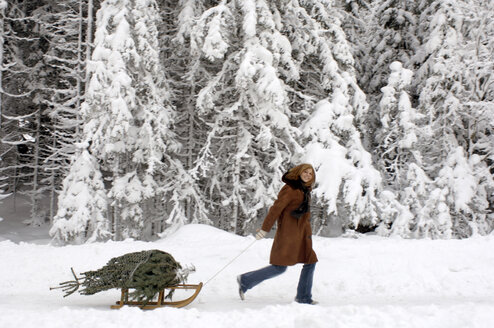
[111,283,203,310]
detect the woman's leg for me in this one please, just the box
[295,263,316,304]
[238,265,287,293]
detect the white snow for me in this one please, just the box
[241,0,257,38]
[199,5,231,61]
[1,198,494,328]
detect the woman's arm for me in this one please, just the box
[261,185,294,232]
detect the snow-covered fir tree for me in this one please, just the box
[374,62,429,237]
[335,0,372,88]
[287,1,383,233]
[188,0,305,234]
[69,0,184,240]
[0,0,52,226]
[359,0,419,97]
[412,0,494,237]
[50,147,109,244]
[377,62,423,186]
[37,0,93,221]
[349,0,420,152]
[157,0,211,230]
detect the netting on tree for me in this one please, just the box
[52,250,193,302]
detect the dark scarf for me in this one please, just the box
[282,172,311,219]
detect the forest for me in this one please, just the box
[0,0,493,244]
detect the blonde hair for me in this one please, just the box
[285,163,316,188]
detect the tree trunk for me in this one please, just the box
[112,201,121,241]
[232,130,243,235]
[0,4,4,129]
[29,110,42,225]
[75,0,84,136]
[49,132,57,223]
[85,0,93,94]
[185,84,196,219]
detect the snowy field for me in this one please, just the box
[1,198,494,328]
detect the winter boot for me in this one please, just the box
[236,275,245,301]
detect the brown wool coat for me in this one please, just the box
[261,184,318,266]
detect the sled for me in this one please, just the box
[111,282,203,310]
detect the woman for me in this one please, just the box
[237,163,318,305]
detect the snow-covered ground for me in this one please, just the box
[1,196,493,328]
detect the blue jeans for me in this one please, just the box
[238,263,316,303]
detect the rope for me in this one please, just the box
[204,238,258,286]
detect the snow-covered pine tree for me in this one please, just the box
[188,0,304,234]
[133,0,210,235]
[411,0,494,237]
[461,0,494,233]
[359,0,418,97]
[376,62,425,188]
[350,0,420,151]
[80,0,179,240]
[50,147,109,244]
[156,0,211,231]
[335,0,372,89]
[0,0,52,225]
[335,0,371,73]
[36,0,95,222]
[280,1,382,234]
[0,0,24,205]
[374,61,431,237]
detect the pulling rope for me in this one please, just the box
[204,238,258,286]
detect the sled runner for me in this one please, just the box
[111,282,203,310]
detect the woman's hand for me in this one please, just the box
[255,230,267,240]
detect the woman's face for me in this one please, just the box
[300,168,314,183]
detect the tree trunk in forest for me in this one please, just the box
[75,0,84,137]
[29,110,42,225]
[185,84,196,219]
[232,131,243,235]
[85,0,93,94]
[112,201,121,241]
[48,133,57,223]
[0,5,4,129]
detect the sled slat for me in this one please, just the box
[111,283,203,310]
[111,288,128,309]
